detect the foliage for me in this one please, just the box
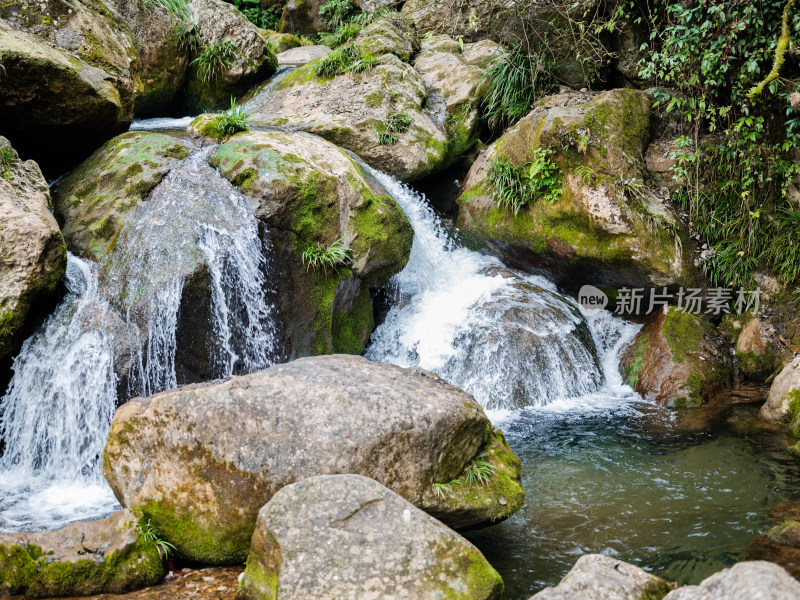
[316,4,390,48]
[143,0,190,21]
[464,453,496,485]
[320,0,355,28]
[376,110,412,145]
[228,0,285,30]
[302,238,352,275]
[480,43,559,131]
[217,98,251,135]
[637,0,800,289]
[191,40,239,85]
[433,481,457,499]
[487,148,562,215]
[313,44,376,77]
[138,518,176,560]
[0,146,16,180]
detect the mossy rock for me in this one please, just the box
[458,89,696,291]
[188,113,228,140]
[620,307,732,408]
[52,131,195,262]
[0,510,164,596]
[209,130,412,356]
[354,16,419,62]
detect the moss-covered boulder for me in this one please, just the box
[52,132,195,262]
[102,355,525,564]
[183,0,278,111]
[0,137,66,360]
[265,31,303,54]
[210,129,412,356]
[0,509,164,597]
[238,474,504,600]
[619,307,732,408]
[458,89,695,290]
[246,18,486,181]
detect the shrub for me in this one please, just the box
[217,98,251,136]
[191,40,239,85]
[487,148,562,215]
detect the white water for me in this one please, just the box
[365,169,641,414]
[0,147,280,532]
[129,116,195,131]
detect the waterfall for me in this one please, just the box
[365,169,638,411]
[0,147,280,532]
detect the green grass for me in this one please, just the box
[0,146,16,180]
[228,0,284,30]
[143,0,190,21]
[191,40,239,85]
[138,518,176,560]
[464,453,496,486]
[376,110,412,145]
[487,148,562,215]
[316,3,391,48]
[217,98,250,136]
[302,238,352,275]
[313,44,376,78]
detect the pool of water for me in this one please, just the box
[466,397,800,599]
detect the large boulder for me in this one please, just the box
[619,308,732,408]
[102,355,525,564]
[733,315,786,382]
[529,554,671,600]
[663,561,800,600]
[457,89,695,291]
[246,19,489,181]
[0,509,164,597]
[761,355,800,422]
[0,137,66,360]
[238,474,503,600]
[278,0,327,35]
[208,129,413,356]
[183,0,278,111]
[52,132,195,262]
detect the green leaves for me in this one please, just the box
[313,44,377,78]
[487,148,562,216]
[302,238,352,276]
[217,97,250,136]
[376,110,413,145]
[191,40,238,85]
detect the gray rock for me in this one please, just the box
[103,355,524,564]
[276,45,331,65]
[663,561,800,600]
[0,136,66,360]
[529,554,671,600]
[0,509,164,597]
[237,474,503,600]
[761,355,800,422]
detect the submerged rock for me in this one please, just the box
[529,554,671,600]
[458,89,695,291]
[0,137,66,360]
[0,509,164,597]
[619,308,732,408]
[663,561,800,599]
[238,474,503,600]
[102,355,524,564]
[209,129,412,356]
[246,20,489,181]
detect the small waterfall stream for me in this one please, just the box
[0,146,280,532]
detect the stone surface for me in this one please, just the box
[276,45,330,65]
[0,136,66,360]
[529,554,671,600]
[209,129,413,356]
[620,308,732,408]
[735,316,785,382]
[0,510,164,597]
[663,561,800,599]
[458,89,695,290]
[761,355,800,423]
[103,355,525,564]
[237,474,503,600]
[278,0,327,35]
[247,19,486,182]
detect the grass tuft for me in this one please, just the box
[302,238,352,275]
[191,40,239,85]
[217,97,251,136]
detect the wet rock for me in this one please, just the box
[734,316,785,382]
[102,354,524,564]
[458,89,696,290]
[761,355,800,422]
[0,136,66,360]
[0,509,164,597]
[209,129,412,356]
[276,45,330,65]
[747,534,800,583]
[237,474,503,600]
[663,561,800,599]
[529,554,671,600]
[619,308,732,408]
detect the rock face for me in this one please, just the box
[279,0,328,35]
[761,355,800,422]
[102,355,524,564]
[247,20,493,181]
[0,509,164,597]
[734,316,786,381]
[0,137,66,360]
[663,561,800,600]
[529,554,671,600]
[184,0,279,111]
[52,132,195,262]
[276,45,331,66]
[210,129,412,356]
[237,474,504,600]
[458,89,695,291]
[620,308,732,408]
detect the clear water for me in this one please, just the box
[0,147,280,532]
[366,169,800,597]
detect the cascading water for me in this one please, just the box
[0,146,280,532]
[364,169,631,410]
